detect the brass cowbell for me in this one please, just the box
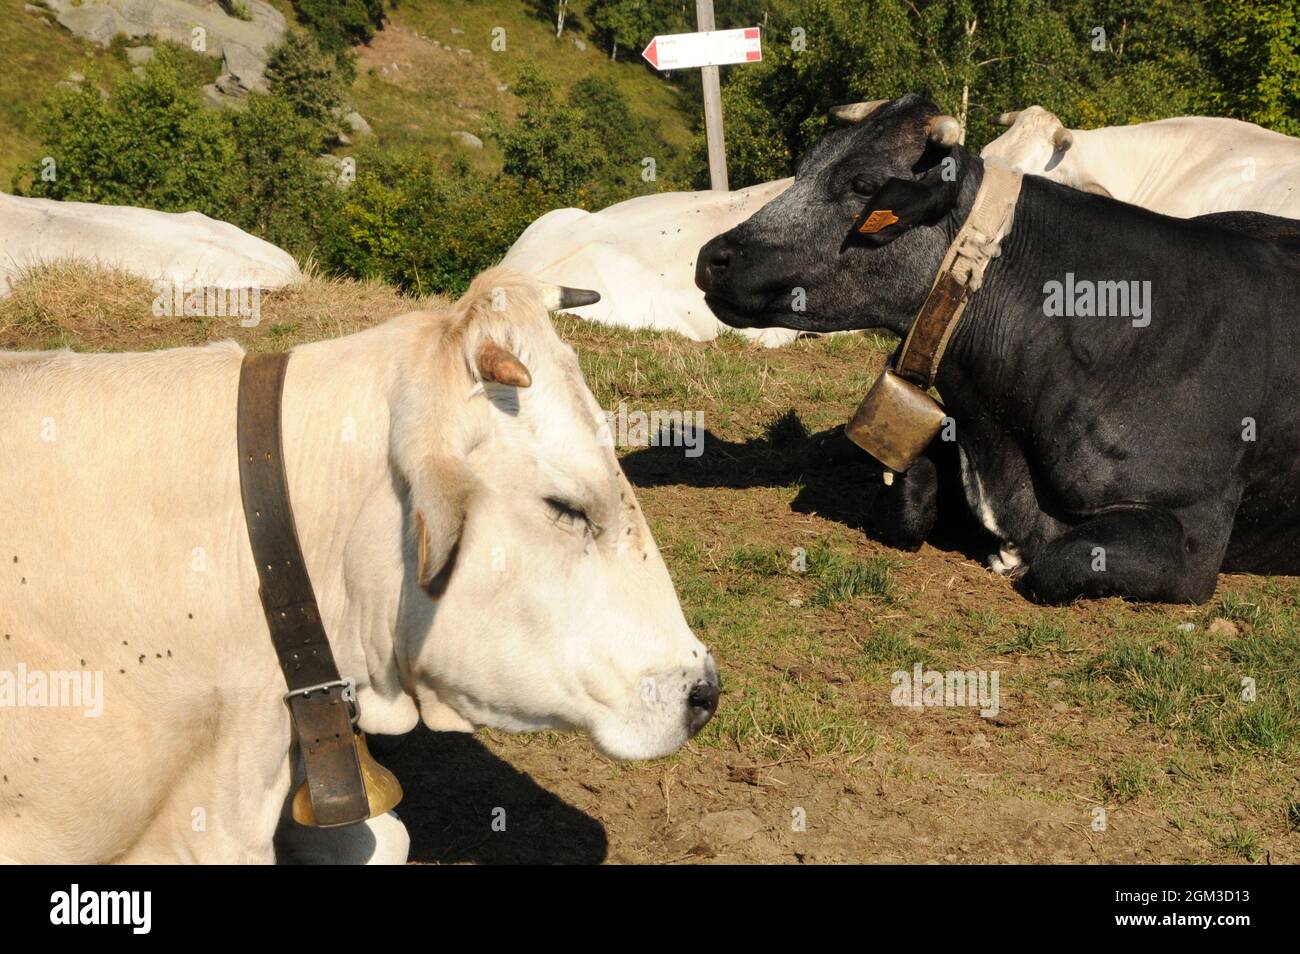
[844,368,946,473]
[291,732,404,827]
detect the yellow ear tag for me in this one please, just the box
[859,209,899,234]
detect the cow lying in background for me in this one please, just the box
[697,93,1300,604]
[0,191,302,297]
[502,178,796,346]
[981,106,1300,217]
[0,269,719,863]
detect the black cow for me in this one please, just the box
[696,93,1300,604]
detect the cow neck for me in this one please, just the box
[894,162,1024,389]
[844,162,1023,473]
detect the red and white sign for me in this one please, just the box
[642,27,761,71]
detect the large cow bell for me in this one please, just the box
[845,369,946,473]
[292,732,404,827]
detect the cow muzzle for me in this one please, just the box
[687,666,722,736]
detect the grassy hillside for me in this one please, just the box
[349,1,694,177]
[0,0,698,187]
[0,1,129,185]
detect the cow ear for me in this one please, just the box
[853,168,957,247]
[411,459,473,597]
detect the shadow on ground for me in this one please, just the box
[374,728,608,864]
[619,409,991,560]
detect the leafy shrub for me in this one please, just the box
[14,52,237,216]
[265,31,353,145]
[14,53,338,261]
[321,151,553,295]
[291,0,386,54]
[494,66,666,207]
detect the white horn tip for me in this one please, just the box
[541,284,601,311]
[928,115,962,146]
[829,100,889,123]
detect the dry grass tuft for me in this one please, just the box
[0,261,449,354]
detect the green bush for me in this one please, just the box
[14,53,237,216]
[494,66,667,207]
[265,31,353,145]
[322,151,552,295]
[291,0,386,54]
[14,52,339,262]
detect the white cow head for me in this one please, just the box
[390,269,719,760]
[981,106,1112,197]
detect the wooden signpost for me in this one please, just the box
[641,1,763,191]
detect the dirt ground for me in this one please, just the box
[386,539,1297,866]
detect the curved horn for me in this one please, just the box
[1052,126,1074,151]
[829,99,890,123]
[540,284,601,311]
[994,110,1022,127]
[927,114,962,146]
[476,340,532,388]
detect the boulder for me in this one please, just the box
[44,1,286,93]
[343,111,372,137]
[450,130,483,150]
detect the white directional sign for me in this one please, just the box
[641,27,762,71]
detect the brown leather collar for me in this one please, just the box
[894,163,1023,389]
[237,351,371,828]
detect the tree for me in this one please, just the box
[290,0,386,54]
[265,31,351,147]
[1205,0,1300,136]
[588,0,687,60]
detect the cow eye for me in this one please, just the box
[545,497,597,535]
[850,175,874,198]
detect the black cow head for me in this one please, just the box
[696,94,977,336]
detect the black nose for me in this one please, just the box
[686,679,720,735]
[695,237,733,292]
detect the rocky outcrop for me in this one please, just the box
[45,1,286,95]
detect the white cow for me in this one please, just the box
[0,191,302,296]
[0,268,718,863]
[502,179,797,346]
[981,106,1300,217]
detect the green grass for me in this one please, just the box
[992,618,1078,656]
[0,1,131,185]
[1213,824,1263,863]
[1101,756,1161,802]
[1069,589,1300,758]
[808,552,895,607]
[707,680,878,760]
